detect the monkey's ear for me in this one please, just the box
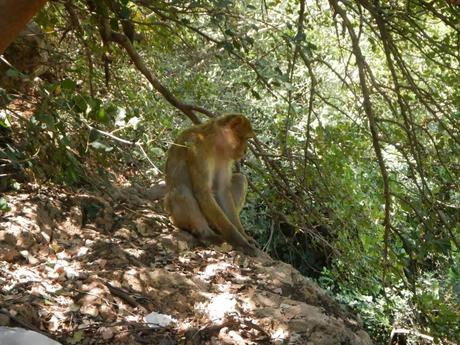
[228,115,244,127]
[247,129,256,138]
[227,115,255,138]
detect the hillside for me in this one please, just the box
[1,181,371,344]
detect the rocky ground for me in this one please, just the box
[0,182,372,344]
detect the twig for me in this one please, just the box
[389,328,433,344]
[84,122,161,174]
[65,1,95,97]
[262,217,275,252]
[105,282,145,310]
[85,122,134,145]
[109,31,211,124]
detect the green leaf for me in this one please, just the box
[68,330,84,344]
[61,135,71,147]
[0,198,10,212]
[36,113,55,128]
[399,199,412,212]
[0,118,9,128]
[61,79,77,90]
[97,108,106,122]
[5,68,24,78]
[74,95,87,113]
[120,6,131,19]
[150,147,163,156]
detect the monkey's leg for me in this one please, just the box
[187,151,255,255]
[229,173,256,243]
[231,173,248,213]
[166,186,222,244]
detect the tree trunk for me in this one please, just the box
[0,0,48,54]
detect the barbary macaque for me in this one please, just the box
[164,114,257,255]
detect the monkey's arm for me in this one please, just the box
[218,188,245,233]
[226,173,255,242]
[186,147,251,251]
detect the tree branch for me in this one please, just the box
[88,0,216,124]
[109,32,207,124]
[329,0,392,278]
[0,0,48,54]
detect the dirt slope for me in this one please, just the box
[0,183,372,344]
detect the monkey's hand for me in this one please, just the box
[236,242,258,257]
[201,230,223,246]
[247,236,259,247]
[239,230,258,246]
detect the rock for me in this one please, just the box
[144,311,176,329]
[0,327,61,345]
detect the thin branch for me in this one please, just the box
[148,6,282,100]
[88,1,216,124]
[84,122,161,174]
[65,1,95,97]
[282,0,306,155]
[329,0,392,281]
[109,31,205,124]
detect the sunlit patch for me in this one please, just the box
[198,261,251,285]
[124,315,142,323]
[271,327,289,341]
[76,246,90,257]
[123,248,145,258]
[176,319,193,332]
[144,311,177,329]
[177,256,191,264]
[196,292,238,323]
[201,262,232,279]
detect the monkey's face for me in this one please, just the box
[233,138,249,160]
[232,128,255,160]
[220,129,248,160]
[230,116,255,160]
[218,114,255,160]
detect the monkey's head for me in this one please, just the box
[217,114,255,160]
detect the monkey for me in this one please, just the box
[164,114,257,256]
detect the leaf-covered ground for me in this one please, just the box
[0,181,372,344]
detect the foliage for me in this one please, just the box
[1,0,459,343]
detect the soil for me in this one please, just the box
[0,181,372,345]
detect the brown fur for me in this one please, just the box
[164,114,256,255]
